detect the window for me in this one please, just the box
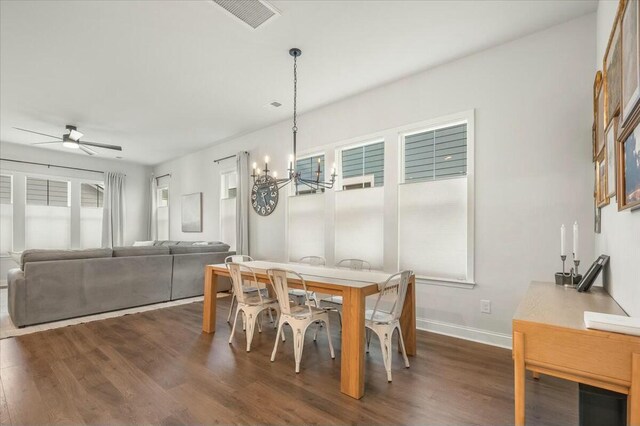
[0,175,13,254]
[404,123,467,182]
[341,141,384,189]
[220,170,237,251]
[80,183,104,248]
[25,177,71,249]
[26,177,69,206]
[157,186,169,240]
[81,183,104,207]
[295,154,324,194]
[399,117,473,283]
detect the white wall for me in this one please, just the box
[595,0,640,317]
[155,14,596,344]
[0,142,151,282]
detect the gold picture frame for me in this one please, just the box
[621,0,640,125]
[596,150,609,208]
[617,105,640,210]
[604,2,623,128]
[596,72,606,159]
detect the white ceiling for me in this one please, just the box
[0,0,596,165]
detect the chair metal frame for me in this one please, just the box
[336,258,372,271]
[227,262,279,352]
[319,258,372,325]
[365,270,413,382]
[267,268,335,373]
[289,256,326,306]
[225,255,273,324]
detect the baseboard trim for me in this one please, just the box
[416,317,512,350]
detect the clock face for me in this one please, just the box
[251,175,279,216]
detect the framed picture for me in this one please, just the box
[617,108,640,210]
[621,0,640,124]
[596,151,609,208]
[181,192,203,232]
[605,116,618,198]
[604,13,622,127]
[596,73,606,158]
[594,203,601,234]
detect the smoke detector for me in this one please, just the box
[212,0,280,29]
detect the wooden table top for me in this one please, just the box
[208,260,393,289]
[513,281,628,330]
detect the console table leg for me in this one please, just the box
[514,331,525,426]
[630,353,639,426]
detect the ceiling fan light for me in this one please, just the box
[62,141,80,149]
[68,129,84,141]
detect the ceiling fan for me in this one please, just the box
[13,124,122,156]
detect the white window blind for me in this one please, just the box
[295,155,324,194]
[288,193,325,261]
[0,175,12,254]
[341,141,384,189]
[404,123,467,182]
[220,170,237,250]
[157,186,169,240]
[25,177,71,249]
[80,183,104,248]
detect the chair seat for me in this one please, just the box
[365,309,394,324]
[286,305,327,319]
[242,294,278,306]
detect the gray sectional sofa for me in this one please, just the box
[7,241,234,327]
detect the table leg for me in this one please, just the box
[630,352,639,426]
[202,267,217,333]
[399,274,416,356]
[341,287,365,399]
[514,331,525,426]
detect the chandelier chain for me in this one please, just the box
[293,54,298,133]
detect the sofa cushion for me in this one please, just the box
[21,248,113,269]
[176,241,209,246]
[154,240,179,246]
[169,244,230,254]
[132,240,155,247]
[112,246,170,257]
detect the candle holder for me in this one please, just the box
[555,254,571,285]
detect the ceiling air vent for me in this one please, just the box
[212,0,280,29]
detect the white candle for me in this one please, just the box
[560,224,566,256]
[264,155,269,165]
[573,221,579,260]
[273,171,277,178]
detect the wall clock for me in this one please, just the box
[251,175,279,216]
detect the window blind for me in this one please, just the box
[405,123,467,182]
[342,141,384,187]
[81,183,104,208]
[0,175,11,204]
[26,177,69,207]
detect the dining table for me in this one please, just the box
[201,260,416,400]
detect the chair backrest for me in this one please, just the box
[226,262,262,305]
[336,258,371,271]
[299,256,326,266]
[267,268,312,316]
[370,270,413,322]
[225,255,254,264]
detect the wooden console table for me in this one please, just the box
[513,282,640,426]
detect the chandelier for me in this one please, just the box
[251,48,336,196]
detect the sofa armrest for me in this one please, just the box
[7,268,26,327]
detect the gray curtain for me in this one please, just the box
[236,151,250,255]
[148,174,158,240]
[102,172,126,248]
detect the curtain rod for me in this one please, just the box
[0,158,105,174]
[155,173,171,180]
[213,151,248,164]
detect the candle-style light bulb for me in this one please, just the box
[252,162,257,170]
[256,168,261,174]
[273,171,277,178]
[573,221,579,260]
[560,224,566,257]
[264,156,270,164]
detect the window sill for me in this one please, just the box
[415,275,476,289]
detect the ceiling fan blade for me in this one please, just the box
[80,141,122,151]
[32,141,62,145]
[79,145,97,156]
[13,127,62,140]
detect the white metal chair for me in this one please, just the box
[225,255,272,324]
[227,262,279,352]
[365,270,413,382]
[267,268,335,373]
[319,258,371,324]
[289,256,326,306]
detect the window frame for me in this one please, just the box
[397,110,475,286]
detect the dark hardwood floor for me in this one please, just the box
[0,297,577,425]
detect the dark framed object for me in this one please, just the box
[577,255,610,293]
[617,104,640,210]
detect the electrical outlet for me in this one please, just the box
[480,299,491,314]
